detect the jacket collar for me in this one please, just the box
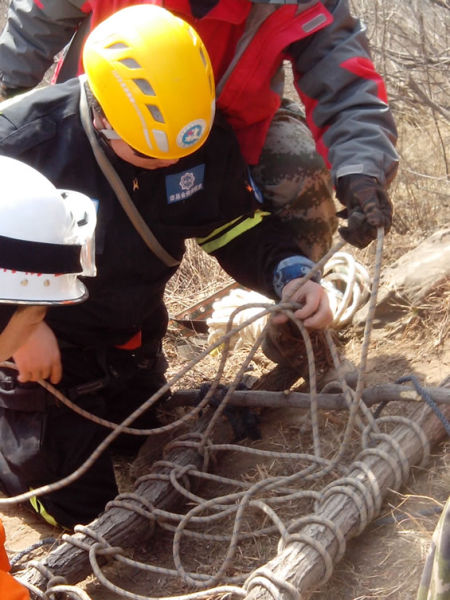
[175,0,251,23]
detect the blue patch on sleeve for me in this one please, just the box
[165,164,205,204]
[273,256,321,297]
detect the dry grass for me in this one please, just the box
[381,279,450,353]
[165,239,233,316]
[314,442,450,600]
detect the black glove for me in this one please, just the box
[335,174,393,249]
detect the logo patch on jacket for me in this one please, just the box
[166,165,205,204]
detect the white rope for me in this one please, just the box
[321,251,371,328]
[206,252,371,351]
[206,289,272,350]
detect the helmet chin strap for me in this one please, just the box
[93,111,156,159]
[92,112,121,141]
[98,128,121,141]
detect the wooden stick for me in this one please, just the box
[168,383,450,410]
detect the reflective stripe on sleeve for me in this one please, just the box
[196,209,270,254]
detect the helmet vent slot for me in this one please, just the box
[146,104,165,123]
[106,42,129,50]
[187,28,197,44]
[199,47,207,68]
[133,78,156,96]
[119,57,141,69]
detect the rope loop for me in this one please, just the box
[372,415,430,468]
[316,477,375,534]
[357,447,403,490]
[280,515,346,563]
[244,567,301,600]
[362,429,410,482]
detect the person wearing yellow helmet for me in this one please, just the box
[0,4,332,528]
[0,0,398,252]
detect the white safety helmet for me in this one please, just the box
[0,156,97,305]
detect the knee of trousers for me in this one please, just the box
[0,370,117,528]
[250,103,335,218]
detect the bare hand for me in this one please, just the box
[0,305,47,362]
[13,321,62,384]
[272,278,333,330]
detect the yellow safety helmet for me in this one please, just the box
[82,4,215,159]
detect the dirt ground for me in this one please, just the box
[0,2,449,599]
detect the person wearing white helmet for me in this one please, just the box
[0,5,333,528]
[0,159,95,597]
[0,156,96,365]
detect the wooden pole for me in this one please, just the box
[243,400,450,600]
[169,383,450,410]
[15,412,218,592]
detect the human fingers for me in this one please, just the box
[49,358,63,384]
[301,295,333,329]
